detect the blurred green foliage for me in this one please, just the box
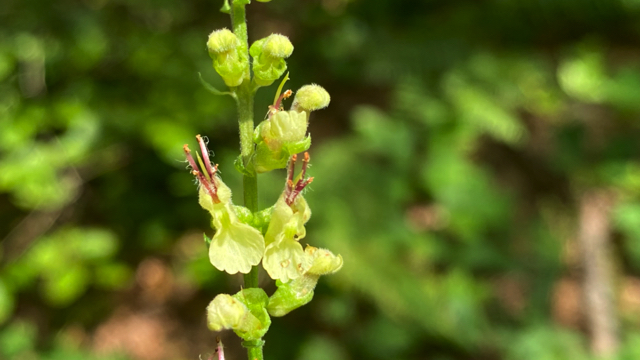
[2,0,640,360]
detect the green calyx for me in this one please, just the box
[253,110,311,173]
[232,288,271,341]
[266,279,314,317]
[207,288,271,341]
[253,132,311,173]
[250,34,293,86]
[234,205,274,234]
[267,245,343,317]
[207,28,248,87]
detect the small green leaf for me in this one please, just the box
[203,233,212,246]
[234,205,254,224]
[198,73,236,98]
[283,135,312,156]
[234,154,254,176]
[220,0,231,13]
[267,280,314,317]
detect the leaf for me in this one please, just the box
[198,73,236,98]
[220,0,231,14]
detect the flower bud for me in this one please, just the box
[263,34,293,59]
[207,28,240,55]
[250,34,293,86]
[304,245,343,275]
[232,288,271,341]
[207,29,248,87]
[291,84,330,113]
[206,290,271,341]
[207,294,247,331]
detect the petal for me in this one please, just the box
[263,236,307,282]
[264,196,293,247]
[304,246,343,275]
[209,221,265,274]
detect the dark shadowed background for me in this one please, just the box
[3,0,640,359]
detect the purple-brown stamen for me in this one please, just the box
[268,89,293,120]
[215,337,225,360]
[184,141,220,203]
[284,152,313,205]
[196,134,216,180]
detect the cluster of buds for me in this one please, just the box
[207,29,293,89]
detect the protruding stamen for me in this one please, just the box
[268,88,293,120]
[192,170,220,203]
[284,153,313,205]
[274,89,293,110]
[196,134,216,180]
[215,337,225,360]
[288,177,313,205]
[184,145,200,172]
[185,139,220,204]
[287,154,297,184]
[301,152,310,178]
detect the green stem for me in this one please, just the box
[231,1,264,359]
[247,346,264,360]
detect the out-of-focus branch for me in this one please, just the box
[578,190,618,358]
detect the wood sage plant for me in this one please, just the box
[184,1,343,359]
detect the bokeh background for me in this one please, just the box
[3,0,640,359]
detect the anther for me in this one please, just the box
[196,134,216,179]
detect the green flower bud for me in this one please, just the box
[207,28,240,55]
[207,29,248,87]
[292,84,330,113]
[304,245,343,275]
[263,34,294,58]
[232,288,271,341]
[250,34,293,86]
[207,294,248,331]
[207,289,271,341]
[185,136,265,275]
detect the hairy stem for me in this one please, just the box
[247,346,264,360]
[231,1,264,359]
